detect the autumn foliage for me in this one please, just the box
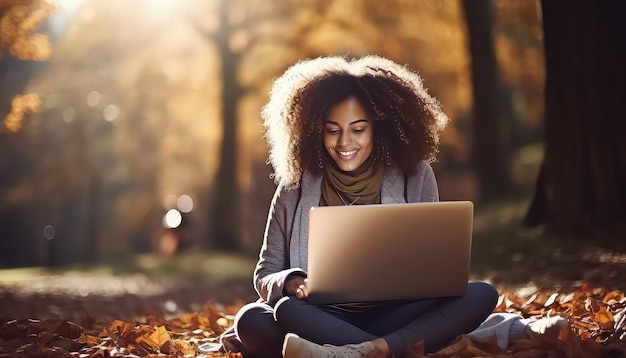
[0,0,54,61]
[0,301,244,358]
[0,0,53,133]
[1,284,625,357]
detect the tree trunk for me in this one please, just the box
[462,0,512,201]
[524,1,626,244]
[209,0,242,251]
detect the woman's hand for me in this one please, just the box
[285,275,308,299]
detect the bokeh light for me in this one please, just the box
[103,104,120,122]
[43,225,55,240]
[164,299,177,312]
[163,209,182,229]
[86,90,100,107]
[62,107,75,122]
[176,194,193,213]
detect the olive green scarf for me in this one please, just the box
[320,156,384,206]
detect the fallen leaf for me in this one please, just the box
[143,325,171,352]
[54,320,83,339]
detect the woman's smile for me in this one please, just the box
[337,149,357,158]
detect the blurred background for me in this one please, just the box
[1,0,547,268]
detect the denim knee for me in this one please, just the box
[467,282,499,314]
[273,295,299,323]
[234,302,283,357]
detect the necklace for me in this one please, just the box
[334,187,360,206]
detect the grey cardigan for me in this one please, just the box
[253,161,439,302]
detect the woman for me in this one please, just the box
[229,55,556,358]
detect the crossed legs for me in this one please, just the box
[235,282,498,357]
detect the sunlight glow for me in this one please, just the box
[47,0,87,34]
[190,72,208,90]
[162,60,181,77]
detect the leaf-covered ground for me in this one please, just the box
[0,285,626,357]
[2,249,626,357]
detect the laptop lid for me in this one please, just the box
[306,201,474,305]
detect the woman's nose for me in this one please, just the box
[338,132,351,146]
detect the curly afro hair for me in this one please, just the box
[262,55,449,188]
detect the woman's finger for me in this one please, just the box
[295,286,305,299]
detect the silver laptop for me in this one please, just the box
[306,201,474,305]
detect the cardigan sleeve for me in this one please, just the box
[406,161,440,203]
[253,185,307,302]
[419,161,440,202]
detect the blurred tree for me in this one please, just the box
[524,1,626,245]
[461,0,512,200]
[0,0,55,266]
[211,0,241,251]
[0,0,54,60]
[492,0,545,148]
[183,0,251,251]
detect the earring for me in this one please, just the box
[380,140,392,166]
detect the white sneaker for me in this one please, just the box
[282,333,375,358]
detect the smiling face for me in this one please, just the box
[323,96,374,172]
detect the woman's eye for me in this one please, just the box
[325,128,339,134]
[353,128,365,134]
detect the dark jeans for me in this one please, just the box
[234,282,498,358]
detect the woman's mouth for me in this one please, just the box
[337,149,357,158]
